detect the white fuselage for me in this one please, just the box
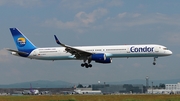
[25,44,172,60]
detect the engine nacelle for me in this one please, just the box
[95,58,112,64]
[91,53,106,61]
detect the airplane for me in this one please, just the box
[26,83,39,95]
[74,89,102,94]
[22,89,39,95]
[13,83,39,95]
[8,28,172,68]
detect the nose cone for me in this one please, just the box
[167,50,173,55]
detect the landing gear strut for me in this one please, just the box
[153,57,156,65]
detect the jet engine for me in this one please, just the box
[90,53,106,61]
[95,58,112,63]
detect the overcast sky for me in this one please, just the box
[0,0,180,85]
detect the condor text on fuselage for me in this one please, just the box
[130,46,154,53]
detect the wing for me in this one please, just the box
[54,35,93,59]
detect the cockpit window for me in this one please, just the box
[163,48,168,50]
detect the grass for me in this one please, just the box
[0,94,180,101]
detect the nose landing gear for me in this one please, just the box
[153,57,157,65]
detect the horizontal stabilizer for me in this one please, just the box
[7,48,29,55]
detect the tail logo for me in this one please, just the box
[17,37,26,47]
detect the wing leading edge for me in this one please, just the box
[54,35,92,59]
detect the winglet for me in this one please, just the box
[54,35,72,48]
[54,35,61,45]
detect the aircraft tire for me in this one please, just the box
[85,63,89,68]
[89,64,92,67]
[81,63,85,67]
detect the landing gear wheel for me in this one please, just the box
[81,59,93,68]
[81,63,85,67]
[89,64,92,68]
[153,62,156,65]
[85,63,89,68]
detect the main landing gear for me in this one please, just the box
[81,63,92,68]
[153,57,157,65]
[81,59,92,68]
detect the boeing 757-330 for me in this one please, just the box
[7,28,172,68]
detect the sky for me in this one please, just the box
[0,0,180,85]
